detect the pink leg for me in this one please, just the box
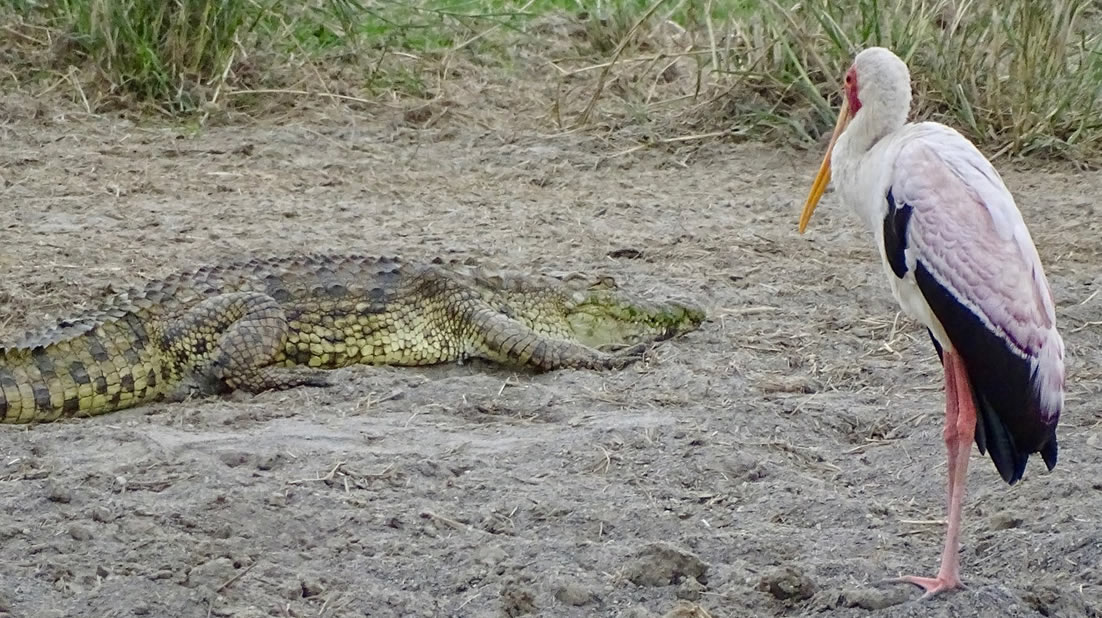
[888,350,975,598]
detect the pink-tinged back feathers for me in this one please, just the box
[876,123,1063,483]
[890,123,1064,426]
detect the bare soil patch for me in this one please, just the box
[0,93,1099,617]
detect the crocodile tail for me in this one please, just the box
[0,316,165,423]
[0,344,68,423]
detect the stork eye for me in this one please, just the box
[844,73,853,85]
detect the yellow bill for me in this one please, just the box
[799,98,851,234]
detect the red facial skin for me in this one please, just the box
[844,66,861,117]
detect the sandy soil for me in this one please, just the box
[0,93,1099,618]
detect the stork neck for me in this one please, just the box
[841,105,906,156]
[831,105,908,235]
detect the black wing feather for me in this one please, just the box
[883,189,913,279]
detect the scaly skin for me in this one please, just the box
[0,254,704,423]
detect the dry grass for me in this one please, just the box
[2,0,1101,161]
[734,0,1102,159]
[560,0,1102,161]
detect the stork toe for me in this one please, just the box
[882,574,962,599]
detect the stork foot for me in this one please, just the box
[882,574,962,600]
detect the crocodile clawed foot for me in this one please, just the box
[603,343,649,369]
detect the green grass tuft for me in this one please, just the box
[33,0,264,112]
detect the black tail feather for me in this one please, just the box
[974,392,1029,485]
[1041,436,1058,471]
[915,262,1059,486]
[929,327,1028,484]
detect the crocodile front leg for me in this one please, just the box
[464,305,646,371]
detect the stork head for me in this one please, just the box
[848,47,912,126]
[798,47,913,233]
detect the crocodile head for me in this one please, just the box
[564,290,705,350]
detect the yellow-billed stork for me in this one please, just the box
[798,47,1065,597]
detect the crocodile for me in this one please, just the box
[0,254,704,423]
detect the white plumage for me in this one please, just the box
[799,47,1064,597]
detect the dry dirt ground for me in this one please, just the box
[0,93,1099,618]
